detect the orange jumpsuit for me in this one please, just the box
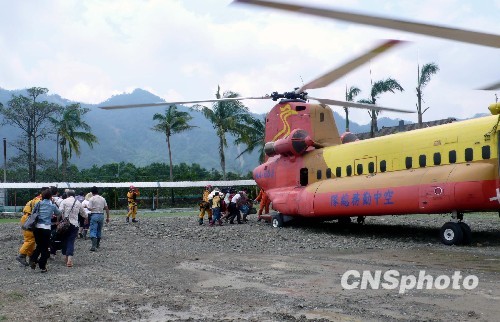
[127,189,140,220]
[19,196,41,256]
[255,189,271,216]
[198,188,212,224]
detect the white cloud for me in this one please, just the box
[0,0,498,126]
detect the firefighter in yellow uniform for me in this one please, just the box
[198,185,212,225]
[16,192,43,266]
[126,185,140,223]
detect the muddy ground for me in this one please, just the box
[0,211,499,321]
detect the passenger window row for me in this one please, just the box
[316,145,491,179]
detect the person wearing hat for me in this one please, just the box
[198,185,213,225]
[126,185,140,223]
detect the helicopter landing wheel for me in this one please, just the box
[440,222,463,245]
[271,213,284,228]
[357,216,365,224]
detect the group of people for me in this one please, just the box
[198,185,271,226]
[16,186,110,272]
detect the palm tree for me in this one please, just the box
[196,85,254,180]
[344,85,361,132]
[152,104,196,182]
[416,62,439,127]
[235,115,266,163]
[49,103,98,180]
[359,78,404,138]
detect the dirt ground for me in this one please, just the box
[0,211,499,321]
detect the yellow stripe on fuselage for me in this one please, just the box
[318,115,498,183]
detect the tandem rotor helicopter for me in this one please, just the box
[102,0,500,245]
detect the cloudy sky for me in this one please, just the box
[1,0,499,124]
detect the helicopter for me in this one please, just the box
[102,0,500,245]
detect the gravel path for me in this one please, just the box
[0,211,499,321]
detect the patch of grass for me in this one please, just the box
[0,218,20,224]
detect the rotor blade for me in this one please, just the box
[100,96,271,110]
[298,39,405,93]
[309,97,415,113]
[234,0,500,48]
[479,80,500,91]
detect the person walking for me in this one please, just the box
[29,189,61,272]
[198,185,213,225]
[255,188,271,221]
[126,185,140,223]
[87,186,110,251]
[16,189,45,266]
[210,191,223,226]
[59,189,87,267]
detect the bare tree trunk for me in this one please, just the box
[167,135,174,205]
[219,135,226,180]
[417,87,423,128]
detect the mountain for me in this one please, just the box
[0,87,414,173]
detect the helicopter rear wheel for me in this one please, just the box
[440,222,463,245]
[458,222,472,245]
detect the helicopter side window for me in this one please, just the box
[320,112,324,122]
[317,169,322,180]
[449,150,457,163]
[433,152,441,165]
[356,164,363,175]
[336,167,342,177]
[405,157,412,169]
[380,160,386,172]
[346,165,352,176]
[482,145,491,159]
[465,148,473,162]
[368,162,375,173]
[326,168,332,178]
[300,168,308,186]
[296,106,306,111]
[419,155,426,168]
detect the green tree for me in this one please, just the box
[344,85,361,132]
[152,105,196,182]
[235,115,266,163]
[195,86,254,180]
[359,78,404,138]
[416,62,439,127]
[49,103,98,180]
[0,87,61,181]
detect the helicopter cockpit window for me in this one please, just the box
[482,145,490,159]
[433,152,441,165]
[326,168,332,178]
[465,148,473,162]
[449,150,457,163]
[346,165,352,176]
[405,157,412,169]
[336,167,341,177]
[317,169,322,180]
[419,155,426,167]
[356,164,363,175]
[296,106,306,111]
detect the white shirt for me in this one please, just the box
[59,196,87,227]
[231,193,241,204]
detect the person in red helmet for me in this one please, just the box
[126,185,140,223]
[198,185,212,225]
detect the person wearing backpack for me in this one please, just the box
[29,189,61,273]
[16,189,45,266]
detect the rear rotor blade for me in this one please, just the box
[100,96,271,110]
[298,39,405,92]
[234,0,500,48]
[479,81,500,91]
[310,97,414,113]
